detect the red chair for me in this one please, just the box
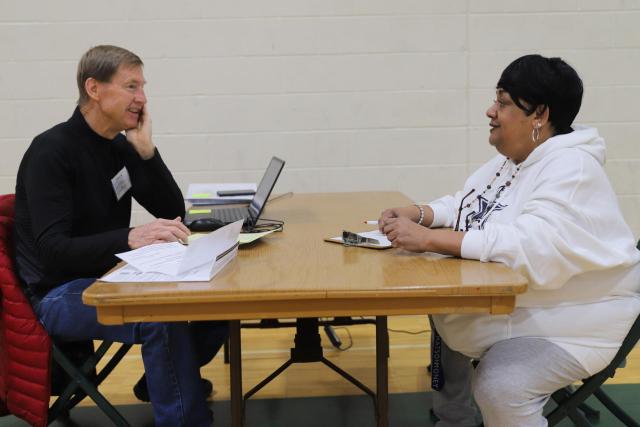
[0,194,132,426]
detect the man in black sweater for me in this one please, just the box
[14,45,227,427]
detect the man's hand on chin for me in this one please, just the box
[125,105,155,160]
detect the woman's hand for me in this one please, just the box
[382,217,430,252]
[378,206,420,232]
[384,217,465,256]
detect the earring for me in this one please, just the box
[531,122,541,144]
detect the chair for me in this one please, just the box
[546,314,640,426]
[0,194,132,426]
[546,239,640,426]
[473,316,640,427]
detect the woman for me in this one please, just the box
[379,55,640,426]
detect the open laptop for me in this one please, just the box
[184,156,285,229]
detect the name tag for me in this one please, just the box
[111,167,132,201]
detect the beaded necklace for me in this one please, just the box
[455,158,522,231]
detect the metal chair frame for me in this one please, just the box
[546,313,640,426]
[48,340,133,426]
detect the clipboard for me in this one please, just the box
[324,230,392,249]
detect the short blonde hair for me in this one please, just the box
[76,45,143,106]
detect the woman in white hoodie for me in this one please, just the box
[379,55,640,427]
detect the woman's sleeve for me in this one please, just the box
[428,155,505,228]
[428,194,462,228]
[461,154,637,289]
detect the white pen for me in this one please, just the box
[364,220,379,225]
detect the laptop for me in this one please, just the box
[184,156,285,229]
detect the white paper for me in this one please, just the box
[115,242,185,276]
[186,183,257,205]
[187,229,277,245]
[100,220,243,282]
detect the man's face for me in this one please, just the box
[96,65,147,134]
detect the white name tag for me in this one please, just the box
[111,167,132,201]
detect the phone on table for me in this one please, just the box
[216,189,256,197]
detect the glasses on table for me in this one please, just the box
[342,230,380,246]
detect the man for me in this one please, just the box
[14,45,228,427]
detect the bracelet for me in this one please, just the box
[415,204,425,225]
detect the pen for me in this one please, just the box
[364,220,378,225]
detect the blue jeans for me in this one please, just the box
[35,278,229,427]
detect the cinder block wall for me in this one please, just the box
[2,1,638,233]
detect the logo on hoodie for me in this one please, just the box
[463,184,508,230]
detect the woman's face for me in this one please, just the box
[486,89,537,163]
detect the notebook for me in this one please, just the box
[184,156,285,229]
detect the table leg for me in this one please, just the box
[230,320,243,427]
[376,316,389,427]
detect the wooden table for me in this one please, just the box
[83,191,528,427]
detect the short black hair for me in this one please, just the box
[497,54,583,135]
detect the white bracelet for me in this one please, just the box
[415,204,425,225]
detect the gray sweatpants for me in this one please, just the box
[433,333,590,427]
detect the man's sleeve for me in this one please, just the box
[126,145,185,220]
[24,140,130,275]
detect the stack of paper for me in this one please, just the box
[100,220,243,282]
[185,183,256,205]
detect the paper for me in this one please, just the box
[115,241,186,276]
[325,230,392,249]
[188,208,212,215]
[238,229,277,244]
[186,183,257,205]
[100,220,243,282]
[187,229,277,245]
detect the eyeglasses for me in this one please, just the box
[454,188,476,232]
[342,230,381,246]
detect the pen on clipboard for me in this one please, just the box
[364,220,378,225]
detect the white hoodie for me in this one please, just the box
[430,126,640,375]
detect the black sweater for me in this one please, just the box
[14,108,185,298]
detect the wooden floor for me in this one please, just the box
[84,315,640,406]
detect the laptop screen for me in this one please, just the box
[249,156,285,219]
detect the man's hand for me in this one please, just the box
[382,217,430,252]
[125,105,156,160]
[128,217,190,249]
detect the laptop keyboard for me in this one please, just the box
[212,207,249,222]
